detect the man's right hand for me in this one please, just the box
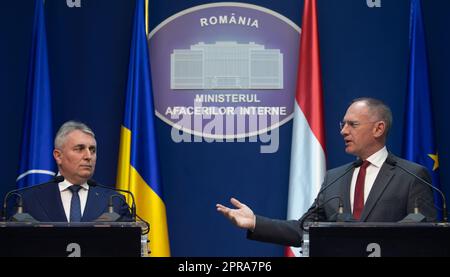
[216,197,256,231]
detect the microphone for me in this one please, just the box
[300,196,351,230]
[87,179,136,222]
[310,159,363,216]
[335,199,355,222]
[300,159,363,230]
[316,159,363,199]
[87,180,150,235]
[385,157,447,222]
[2,175,65,222]
[94,194,122,222]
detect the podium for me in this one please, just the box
[0,221,147,257]
[302,222,450,257]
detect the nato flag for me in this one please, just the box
[16,0,55,189]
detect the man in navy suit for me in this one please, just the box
[20,121,131,222]
[216,98,437,247]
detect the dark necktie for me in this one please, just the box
[353,160,370,220]
[68,185,82,222]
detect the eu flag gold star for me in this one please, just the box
[428,153,439,171]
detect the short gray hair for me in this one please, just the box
[54,121,95,149]
[352,97,393,135]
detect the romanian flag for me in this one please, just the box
[286,0,326,257]
[116,0,170,256]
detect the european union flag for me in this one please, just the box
[16,0,55,189]
[403,0,442,220]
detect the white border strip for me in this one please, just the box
[16,169,56,182]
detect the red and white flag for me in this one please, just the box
[286,0,326,257]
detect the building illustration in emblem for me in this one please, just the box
[170,42,283,89]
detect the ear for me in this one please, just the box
[373,121,386,139]
[53,148,62,165]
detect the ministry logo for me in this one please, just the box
[171,41,283,90]
[149,3,300,151]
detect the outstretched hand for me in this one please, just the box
[216,197,256,231]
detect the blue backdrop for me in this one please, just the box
[1,0,449,256]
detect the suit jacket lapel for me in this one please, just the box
[35,183,67,222]
[341,166,354,215]
[360,156,396,221]
[82,186,105,222]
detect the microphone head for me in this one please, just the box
[87,179,98,187]
[54,175,65,183]
[353,159,363,168]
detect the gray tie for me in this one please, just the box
[68,185,82,222]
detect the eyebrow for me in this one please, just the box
[73,144,96,148]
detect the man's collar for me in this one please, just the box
[365,146,388,168]
[58,178,89,192]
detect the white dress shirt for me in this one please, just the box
[350,146,388,213]
[58,179,89,222]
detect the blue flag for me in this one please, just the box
[116,0,170,256]
[403,0,442,220]
[16,0,55,189]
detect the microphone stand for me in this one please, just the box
[299,160,363,231]
[386,157,447,222]
[87,179,137,221]
[94,195,122,222]
[300,196,345,231]
[2,176,65,222]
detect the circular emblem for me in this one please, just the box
[149,2,300,139]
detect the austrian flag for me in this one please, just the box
[286,0,326,257]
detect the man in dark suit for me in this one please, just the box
[19,121,131,222]
[216,98,436,247]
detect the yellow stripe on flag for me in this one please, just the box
[129,166,170,257]
[117,126,131,200]
[116,126,171,257]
